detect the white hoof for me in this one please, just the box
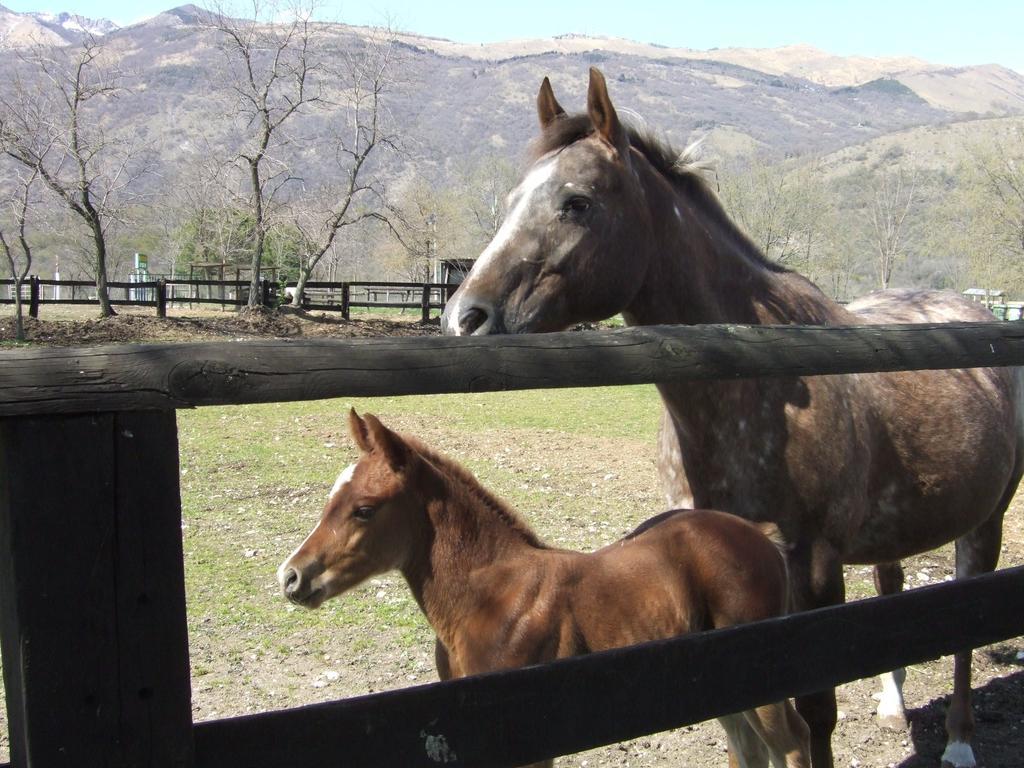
[940,740,976,768]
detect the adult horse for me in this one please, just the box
[279,410,811,768]
[440,68,1023,768]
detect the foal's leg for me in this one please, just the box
[435,640,553,767]
[719,713,769,768]
[872,561,909,731]
[789,539,844,768]
[742,701,811,768]
[942,505,1007,768]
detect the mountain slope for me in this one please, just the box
[1,6,1021,197]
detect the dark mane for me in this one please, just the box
[531,114,792,276]
[401,434,546,548]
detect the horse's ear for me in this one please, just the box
[349,408,372,453]
[537,76,566,129]
[586,67,625,151]
[362,413,408,472]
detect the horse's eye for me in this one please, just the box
[561,196,591,215]
[353,506,375,521]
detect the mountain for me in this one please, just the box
[0,3,66,45]
[29,10,118,38]
[390,33,1024,115]
[0,4,117,45]
[2,6,1024,196]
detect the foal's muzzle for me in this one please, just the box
[278,564,322,606]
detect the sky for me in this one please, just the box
[6,0,1024,74]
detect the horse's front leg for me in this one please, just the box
[656,410,694,508]
[434,639,554,768]
[789,537,844,768]
[872,561,909,731]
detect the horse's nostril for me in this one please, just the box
[282,567,300,595]
[460,307,489,335]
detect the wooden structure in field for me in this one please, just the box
[0,321,1023,767]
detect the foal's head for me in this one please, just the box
[442,67,659,335]
[277,411,426,608]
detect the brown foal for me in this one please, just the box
[279,411,810,768]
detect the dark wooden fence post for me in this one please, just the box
[260,279,273,309]
[342,283,351,320]
[28,275,39,319]
[420,284,430,323]
[0,411,195,767]
[157,279,167,318]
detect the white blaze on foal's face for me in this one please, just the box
[329,463,357,500]
[276,462,357,586]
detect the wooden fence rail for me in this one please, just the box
[0,277,453,322]
[0,321,1022,416]
[1,321,1023,768]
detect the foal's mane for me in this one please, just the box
[401,434,546,548]
[531,114,791,275]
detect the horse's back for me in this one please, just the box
[846,288,995,324]
[618,509,790,627]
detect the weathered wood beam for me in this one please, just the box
[0,322,1022,416]
[0,412,194,767]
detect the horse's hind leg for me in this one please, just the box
[872,561,908,731]
[943,500,1010,768]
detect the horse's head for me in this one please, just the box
[277,410,425,608]
[442,67,655,335]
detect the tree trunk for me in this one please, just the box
[247,159,265,310]
[12,277,25,342]
[291,267,311,308]
[92,221,115,318]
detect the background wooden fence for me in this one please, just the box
[0,321,1023,767]
[0,278,453,322]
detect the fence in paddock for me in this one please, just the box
[1,322,1023,768]
[0,277,454,322]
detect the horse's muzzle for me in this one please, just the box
[442,300,504,336]
[278,564,323,607]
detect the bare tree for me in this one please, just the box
[0,38,143,317]
[459,154,518,244]
[288,28,402,307]
[716,156,830,270]
[0,165,39,341]
[966,130,1024,295]
[867,165,918,290]
[202,0,323,309]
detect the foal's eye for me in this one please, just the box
[353,506,375,521]
[560,196,591,216]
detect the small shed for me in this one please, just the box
[439,258,476,285]
[963,288,1005,307]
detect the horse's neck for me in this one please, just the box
[401,472,540,642]
[626,169,848,327]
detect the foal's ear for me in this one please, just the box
[537,76,566,129]
[349,408,372,453]
[586,67,625,151]
[362,413,408,472]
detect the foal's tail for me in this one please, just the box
[754,522,795,616]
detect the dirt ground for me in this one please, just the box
[1,306,1022,767]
